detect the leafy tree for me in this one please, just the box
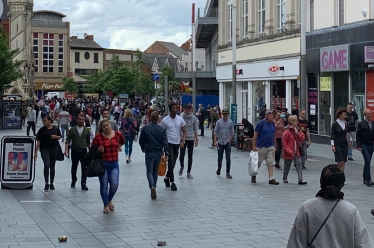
[159,65,180,95]
[62,77,78,94]
[0,27,23,92]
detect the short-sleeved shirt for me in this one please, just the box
[214,119,234,145]
[298,119,310,136]
[91,131,125,162]
[255,120,275,148]
[346,111,358,132]
[161,115,186,144]
[36,126,61,150]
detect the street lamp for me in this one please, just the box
[300,0,307,111]
[228,0,237,123]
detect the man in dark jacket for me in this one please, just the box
[356,108,374,186]
[197,104,206,136]
[139,111,169,199]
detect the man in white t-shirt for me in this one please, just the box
[161,103,187,191]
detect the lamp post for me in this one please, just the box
[192,3,197,113]
[300,0,307,111]
[228,0,237,123]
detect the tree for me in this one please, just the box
[62,77,78,94]
[159,65,180,95]
[0,27,23,92]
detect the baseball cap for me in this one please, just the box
[222,109,229,114]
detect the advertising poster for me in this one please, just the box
[1,137,34,182]
[366,71,374,111]
[2,100,22,129]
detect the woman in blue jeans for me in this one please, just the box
[92,119,125,213]
[120,109,137,163]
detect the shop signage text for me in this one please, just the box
[365,46,374,63]
[35,82,64,90]
[320,77,331,92]
[320,45,349,72]
[268,64,280,75]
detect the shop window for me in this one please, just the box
[223,82,232,109]
[351,70,365,121]
[319,73,331,135]
[307,74,318,134]
[252,81,265,125]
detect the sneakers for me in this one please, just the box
[49,184,55,190]
[348,158,354,161]
[164,177,170,187]
[298,181,308,185]
[187,173,193,179]
[179,167,184,176]
[171,183,177,191]
[302,166,307,170]
[251,176,256,183]
[283,179,288,183]
[274,164,282,170]
[226,173,232,179]
[151,187,157,199]
[81,184,88,190]
[216,168,221,176]
[44,184,49,191]
[208,146,215,149]
[269,179,279,185]
[71,181,76,188]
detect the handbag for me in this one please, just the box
[54,126,64,161]
[306,199,340,248]
[158,156,167,176]
[86,154,105,177]
[291,131,304,157]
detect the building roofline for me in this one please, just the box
[33,10,66,18]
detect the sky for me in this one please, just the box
[33,0,207,51]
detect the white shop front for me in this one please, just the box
[216,57,300,124]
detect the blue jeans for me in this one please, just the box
[124,136,134,157]
[98,161,119,206]
[60,125,69,139]
[217,143,231,174]
[361,144,373,182]
[145,152,162,189]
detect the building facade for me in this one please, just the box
[306,0,374,143]
[216,0,301,124]
[6,0,34,98]
[103,49,135,70]
[69,34,104,88]
[31,10,70,99]
[1,0,10,37]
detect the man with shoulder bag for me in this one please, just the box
[65,114,91,190]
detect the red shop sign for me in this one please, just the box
[366,71,374,111]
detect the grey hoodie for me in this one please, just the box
[180,112,198,140]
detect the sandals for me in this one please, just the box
[108,202,114,211]
[103,206,110,213]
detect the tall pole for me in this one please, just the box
[300,0,307,111]
[165,75,169,115]
[230,1,237,105]
[192,3,197,113]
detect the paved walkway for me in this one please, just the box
[0,123,374,248]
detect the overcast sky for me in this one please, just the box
[34,0,206,51]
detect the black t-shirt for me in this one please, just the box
[298,119,310,136]
[346,111,358,132]
[36,126,61,150]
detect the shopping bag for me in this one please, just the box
[158,156,167,176]
[248,151,259,176]
[204,119,208,125]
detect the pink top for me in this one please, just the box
[273,119,285,138]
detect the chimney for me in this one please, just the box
[70,36,77,39]
[86,35,94,41]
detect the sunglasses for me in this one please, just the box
[222,113,229,115]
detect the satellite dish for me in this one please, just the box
[0,1,3,18]
[84,33,88,39]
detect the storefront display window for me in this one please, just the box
[242,82,248,121]
[223,82,232,109]
[252,81,265,124]
[351,70,365,121]
[333,71,349,109]
[319,73,331,135]
[307,74,318,134]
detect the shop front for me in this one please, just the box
[34,82,65,99]
[216,57,300,124]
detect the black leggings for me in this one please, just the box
[40,147,58,184]
[275,138,283,164]
[26,121,36,136]
[179,140,195,173]
[166,143,180,183]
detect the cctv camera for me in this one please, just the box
[362,10,367,17]
[262,82,266,86]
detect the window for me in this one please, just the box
[258,0,265,34]
[75,52,80,63]
[310,0,314,31]
[33,33,38,73]
[277,0,286,31]
[94,53,99,63]
[228,4,233,41]
[338,0,344,26]
[42,33,54,73]
[84,52,90,60]
[58,34,63,73]
[74,68,98,75]
[242,0,248,38]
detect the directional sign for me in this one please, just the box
[152,74,160,81]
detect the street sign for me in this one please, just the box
[231,104,237,124]
[152,74,160,81]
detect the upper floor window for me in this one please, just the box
[337,0,344,26]
[94,53,99,63]
[309,0,314,31]
[75,52,80,63]
[277,0,286,31]
[242,0,248,38]
[228,4,233,42]
[258,0,265,34]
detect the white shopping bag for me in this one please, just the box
[248,151,259,176]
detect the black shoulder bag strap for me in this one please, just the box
[307,199,340,248]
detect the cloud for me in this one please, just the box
[33,0,207,50]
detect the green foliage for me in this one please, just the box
[80,54,154,95]
[158,65,180,95]
[62,77,78,94]
[0,27,23,92]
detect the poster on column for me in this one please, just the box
[1,137,35,183]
